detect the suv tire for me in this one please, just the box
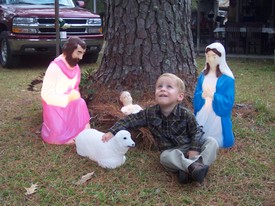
[83,52,99,63]
[0,31,17,68]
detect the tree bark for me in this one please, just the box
[94,0,197,92]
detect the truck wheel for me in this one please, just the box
[0,31,15,68]
[83,52,99,63]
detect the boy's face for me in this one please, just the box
[155,76,184,108]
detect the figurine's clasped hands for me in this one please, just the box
[68,89,80,102]
[202,87,214,99]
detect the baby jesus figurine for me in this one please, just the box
[120,91,143,115]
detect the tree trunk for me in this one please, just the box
[94,0,197,92]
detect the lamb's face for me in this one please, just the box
[115,130,135,148]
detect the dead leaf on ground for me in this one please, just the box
[75,172,95,185]
[24,183,38,195]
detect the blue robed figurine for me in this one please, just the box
[193,42,235,148]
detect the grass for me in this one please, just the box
[0,57,274,205]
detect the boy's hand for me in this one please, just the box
[187,150,199,158]
[102,132,114,143]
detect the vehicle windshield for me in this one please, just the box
[3,0,75,6]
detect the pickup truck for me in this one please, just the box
[0,0,104,68]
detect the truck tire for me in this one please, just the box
[0,31,16,68]
[83,52,99,63]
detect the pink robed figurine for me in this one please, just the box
[41,37,90,145]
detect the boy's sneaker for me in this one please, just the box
[188,160,209,184]
[178,170,192,184]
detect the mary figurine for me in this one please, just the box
[193,42,235,148]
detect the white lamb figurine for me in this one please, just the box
[75,129,135,169]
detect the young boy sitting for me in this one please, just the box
[102,73,219,184]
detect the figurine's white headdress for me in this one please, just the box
[204,42,234,79]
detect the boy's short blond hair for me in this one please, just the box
[157,73,185,93]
